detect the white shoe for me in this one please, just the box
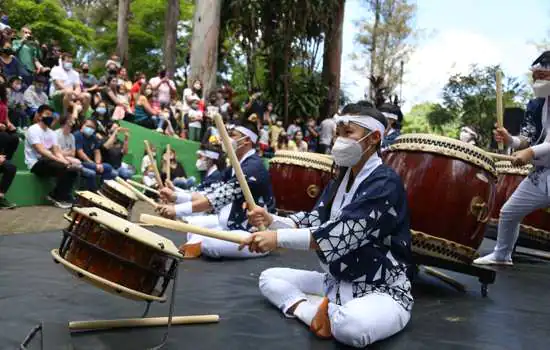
[473,252,513,266]
[156,128,163,133]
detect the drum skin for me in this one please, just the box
[75,196,126,219]
[269,162,332,212]
[65,214,167,295]
[101,183,136,212]
[383,151,496,251]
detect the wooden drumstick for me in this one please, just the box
[115,177,159,209]
[144,140,164,188]
[140,213,246,244]
[213,113,266,231]
[166,144,171,181]
[127,179,160,195]
[69,315,220,331]
[496,70,504,151]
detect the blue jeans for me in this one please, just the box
[82,162,116,191]
[113,165,136,180]
[173,176,196,190]
[151,116,165,129]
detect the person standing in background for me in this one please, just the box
[319,114,336,154]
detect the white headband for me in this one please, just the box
[335,115,386,135]
[199,150,220,160]
[235,126,258,143]
[382,112,399,120]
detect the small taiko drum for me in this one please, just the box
[99,179,138,213]
[490,161,550,248]
[383,134,497,264]
[269,150,334,213]
[64,191,129,223]
[52,207,182,302]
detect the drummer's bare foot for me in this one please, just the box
[310,297,332,339]
[179,242,202,259]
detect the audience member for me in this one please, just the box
[100,123,135,180]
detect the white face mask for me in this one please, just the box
[533,80,550,98]
[196,159,209,171]
[331,132,373,167]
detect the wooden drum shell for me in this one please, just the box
[99,180,138,212]
[269,151,333,213]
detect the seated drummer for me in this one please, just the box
[157,114,276,259]
[239,103,413,348]
[475,51,550,266]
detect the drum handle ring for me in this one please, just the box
[306,184,320,199]
[470,196,490,223]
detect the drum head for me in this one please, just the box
[495,161,532,176]
[388,133,496,177]
[51,249,166,302]
[76,191,128,217]
[103,180,138,201]
[270,150,334,172]
[71,207,183,259]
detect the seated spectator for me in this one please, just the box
[100,123,135,180]
[99,58,120,86]
[0,82,19,160]
[117,67,132,91]
[0,153,16,209]
[286,117,302,139]
[74,119,116,191]
[269,120,283,150]
[195,144,224,190]
[55,115,96,181]
[12,26,46,77]
[80,63,100,94]
[49,52,90,116]
[92,100,110,129]
[149,66,176,109]
[0,41,30,85]
[201,112,220,145]
[23,75,49,121]
[134,83,162,129]
[24,105,78,208]
[274,131,290,151]
[289,130,308,152]
[130,72,146,111]
[7,75,27,128]
[141,145,159,191]
[160,147,195,189]
[112,83,131,121]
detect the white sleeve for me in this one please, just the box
[277,228,311,250]
[269,214,297,229]
[532,143,550,158]
[175,202,193,217]
[27,127,42,146]
[176,191,192,204]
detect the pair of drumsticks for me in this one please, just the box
[118,113,265,245]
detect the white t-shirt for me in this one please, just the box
[259,128,270,144]
[149,77,176,104]
[320,118,336,146]
[49,66,81,95]
[55,129,75,152]
[25,124,58,169]
[182,88,202,128]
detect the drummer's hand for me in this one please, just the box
[165,179,175,191]
[493,123,513,146]
[238,231,277,253]
[511,148,534,166]
[159,187,176,203]
[156,204,176,219]
[245,204,273,228]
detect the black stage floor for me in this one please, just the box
[1,229,550,350]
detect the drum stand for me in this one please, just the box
[19,262,219,350]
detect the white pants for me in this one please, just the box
[259,267,410,348]
[184,214,268,259]
[493,177,550,260]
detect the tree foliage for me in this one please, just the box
[352,0,416,102]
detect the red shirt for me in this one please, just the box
[0,100,8,125]
[130,81,142,110]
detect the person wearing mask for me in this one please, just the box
[0,81,19,161]
[305,117,320,152]
[474,51,550,266]
[12,26,45,76]
[182,79,203,141]
[7,75,26,129]
[55,114,96,181]
[0,41,30,85]
[379,103,403,149]
[130,72,146,111]
[99,59,120,86]
[149,67,176,109]
[25,105,79,208]
[134,83,162,129]
[161,147,195,189]
[92,101,109,128]
[117,67,132,91]
[141,145,159,192]
[270,120,284,150]
[241,103,412,348]
[289,131,308,152]
[50,52,90,116]
[74,119,116,191]
[100,123,135,180]
[80,63,100,94]
[287,117,302,139]
[319,113,337,154]
[23,75,49,121]
[194,145,224,190]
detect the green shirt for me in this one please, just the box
[12,39,40,73]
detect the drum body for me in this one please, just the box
[57,207,182,300]
[269,151,333,213]
[383,134,497,264]
[99,180,138,213]
[491,162,550,246]
[70,191,129,220]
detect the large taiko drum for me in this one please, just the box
[64,191,129,223]
[490,161,550,247]
[99,179,138,213]
[269,150,334,213]
[52,207,182,302]
[383,134,497,264]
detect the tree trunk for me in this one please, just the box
[320,0,346,119]
[369,0,381,100]
[190,0,223,97]
[116,0,130,66]
[163,0,180,77]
